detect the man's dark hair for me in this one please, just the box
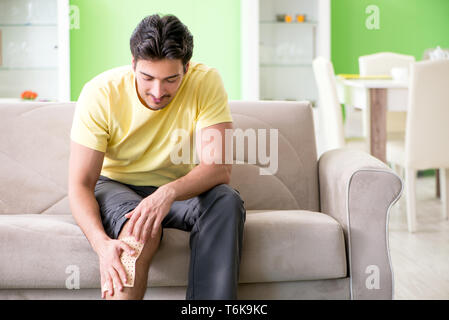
[130,14,194,69]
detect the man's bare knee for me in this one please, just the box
[138,226,162,263]
[104,223,161,300]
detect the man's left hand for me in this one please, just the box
[124,185,175,243]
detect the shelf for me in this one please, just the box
[0,23,57,27]
[260,98,317,106]
[0,98,57,103]
[0,67,58,71]
[259,21,317,26]
[260,63,312,68]
[261,98,300,101]
[0,1,70,101]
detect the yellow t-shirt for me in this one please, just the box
[70,62,233,186]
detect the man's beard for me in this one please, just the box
[141,93,171,111]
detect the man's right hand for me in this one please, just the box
[96,238,136,298]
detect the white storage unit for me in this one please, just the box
[0,0,70,102]
[241,0,330,103]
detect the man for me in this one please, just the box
[68,14,246,300]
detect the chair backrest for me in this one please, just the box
[405,60,449,169]
[312,56,345,153]
[0,101,320,215]
[359,52,416,76]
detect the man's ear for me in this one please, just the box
[132,57,136,70]
[184,62,190,74]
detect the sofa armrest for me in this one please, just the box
[318,148,403,300]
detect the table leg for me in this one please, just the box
[369,88,387,163]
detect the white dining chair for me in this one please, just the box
[359,52,416,76]
[359,52,416,139]
[386,59,449,232]
[312,56,368,155]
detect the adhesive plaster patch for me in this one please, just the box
[102,236,144,293]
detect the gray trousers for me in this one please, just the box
[94,175,246,300]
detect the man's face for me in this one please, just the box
[132,58,188,110]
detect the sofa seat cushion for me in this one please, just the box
[0,211,346,289]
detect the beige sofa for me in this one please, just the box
[0,100,402,300]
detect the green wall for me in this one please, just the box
[69,0,241,101]
[70,1,449,100]
[331,0,449,74]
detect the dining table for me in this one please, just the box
[336,76,442,198]
[335,76,409,163]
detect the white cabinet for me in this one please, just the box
[241,0,330,103]
[0,0,70,101]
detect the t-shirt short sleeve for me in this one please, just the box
[195,68,233,130]
[70,81,110,152]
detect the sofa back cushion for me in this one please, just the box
[0,101,319,214]
[0,102,74,214]
[228,101,319,211]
